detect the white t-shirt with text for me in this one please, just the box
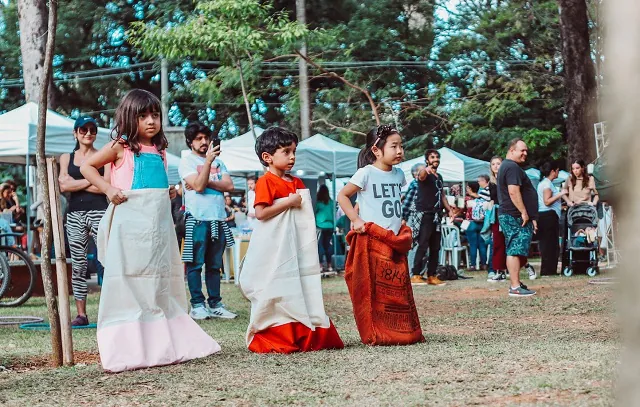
[349,165,406,235]
[178,153,228,221]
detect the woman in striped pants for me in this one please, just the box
[59,117,110,326]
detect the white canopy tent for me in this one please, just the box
[0,102,113,251]
[217,126,265,175]
[294,134,360,177]
[397,147,490,187]
[0,102,111,164]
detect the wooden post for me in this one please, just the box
[35,0,62,367]
[47,158,74,366]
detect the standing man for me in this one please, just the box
[497,139,538,297]
[410,149,455,286]
[402,162,425,274]
[179,121,237,319]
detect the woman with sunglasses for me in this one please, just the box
[58,117,110,326]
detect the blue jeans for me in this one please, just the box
[467,221,487,268]
[318,229,333,266]
[185,221,225,308]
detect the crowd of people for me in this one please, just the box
[8,86,607,373]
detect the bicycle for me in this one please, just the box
[0,232,38,307]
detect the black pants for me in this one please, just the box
[538,211,560,276]
[412,213,441,277]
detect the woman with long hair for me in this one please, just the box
[315,184,334,272]
[564,159,599,206]
[59,116,110,326]
[488,156,508,282]
[537,162,566,276]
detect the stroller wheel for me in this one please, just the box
[562,267,573,277]
[586,267,598,277]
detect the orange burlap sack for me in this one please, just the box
[345,223,424,346]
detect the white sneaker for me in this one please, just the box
[190,305,210,320]
[527,266,537,280]
[487,271,496,282]
[208,305,237,319]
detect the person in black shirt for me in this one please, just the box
[408,149,455,286]
[59,116,109,326]
[496,139,538,297]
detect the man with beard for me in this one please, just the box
[179,121,238,319]
[410,149,455,285]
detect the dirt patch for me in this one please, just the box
[466,389,601,406]
[2,351,100,372]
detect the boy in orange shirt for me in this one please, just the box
[238,127,343,353]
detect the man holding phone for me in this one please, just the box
[179,121,237,320]
[409,149,455,286]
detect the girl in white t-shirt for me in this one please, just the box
[338,125,406,234]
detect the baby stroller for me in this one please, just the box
[561,204,599,277]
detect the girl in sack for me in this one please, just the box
[337,125,424,346]
[81,89,220,372]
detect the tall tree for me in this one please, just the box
[129,0,308,139]
[558,0,597,162]
[16,0,53,105]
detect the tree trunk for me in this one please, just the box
[558,0,598,162]
[36,0,61,367]
[17,0,54,106]
[296,0,311,140]
[607,1,640,404]
[237,61,257,140]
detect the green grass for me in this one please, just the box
[0,272,618,406]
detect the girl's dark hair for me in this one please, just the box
[255,127,299,167]
[317,185,330,204]
[570,159,588,189]
[540,161,560,180]
[184,121,213,148]
[73,140,80,151]
[467,181,479,193]
[357,124,400,169]
[110,89,168,155]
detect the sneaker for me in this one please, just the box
[71,315,89,327]
[190,304,210,320]
[509,283,536,297]
[411,275,428,285]
[527,266,537,280]
[427,276,447,286]
[490,271,507,282]
[208,304,237,319]
[487,271,496,281]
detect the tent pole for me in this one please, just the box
[332,152,337,267]
[26,153,32,254]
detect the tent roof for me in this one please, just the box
[0,102,111,164]
[525,168,569,189]
[294,134,360,177]
[397,147,490,183]
[217,126,265,175]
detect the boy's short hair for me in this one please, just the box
[255,127,299,167]
[478,174,490,183]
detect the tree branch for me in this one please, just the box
[310,118,367,136]
[295,50,380,125]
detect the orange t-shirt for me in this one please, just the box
[254,172,306,207]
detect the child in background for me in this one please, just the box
[338,124,424,346]
[81,89,220,372]
[238,127,343,353]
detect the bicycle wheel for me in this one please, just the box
[0,252,9,298]
[0,246,37,307]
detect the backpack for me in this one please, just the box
[436,265,459,281]
[471,198,486,222]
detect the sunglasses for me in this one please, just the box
[77,127,97,135]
